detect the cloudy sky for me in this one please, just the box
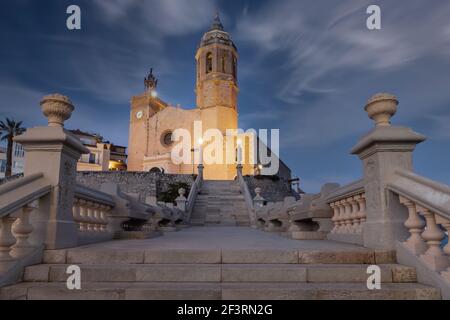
[0,0,449,192]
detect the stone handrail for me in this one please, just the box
[326,179,367,238]
[0,173,51,217]
[237,166,256,226]
[186,173,203,222]
[387,169,450,281]
[387,169,450,220]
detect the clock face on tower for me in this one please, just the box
[136,111,143,119]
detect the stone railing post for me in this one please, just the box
[351,93,426,250]
[253,187,265,209]
[175,188,187,212]
[14,94,89,249]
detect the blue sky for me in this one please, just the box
[0,0,449,192]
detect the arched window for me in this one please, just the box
[221,53,227,73]
[206,52,213,74]
[232,56,237,79]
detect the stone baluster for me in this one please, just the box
[358,194,367,227]
[399,197,427,255]
[349,197,360,234]
[419,207,449,271]
[72,199,82,230]
[0,215,18,272]
[93,204,102,232]
[100,205,111,232]
[11,201,39,257]
[78,201,88,231]
[330,202,339,234]
[337,201,346,234]
[86,202,96,231]
[98,206,105,232]
[343,199,353,234]
[354,195,364,234]
[434,215,450,281]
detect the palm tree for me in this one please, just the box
[0,118,26,177]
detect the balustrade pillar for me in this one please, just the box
[419,207,449,271]
[11,201,39,257]
[14,94,90,249]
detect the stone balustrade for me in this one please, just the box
[325,179,366,244]
[72,199,112,233]
[329,192,367,235]
[385,169,450,286]
[0,173,52,280]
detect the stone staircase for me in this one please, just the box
[191,180,250,226]
[0,247,441,300]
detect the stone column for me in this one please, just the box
[14,94,89,249]
[351,93,426,250]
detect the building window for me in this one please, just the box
[89,153,96,164]
[221,53,226,73]
[0,159,6,173]
[206,52,213,74]
[161,131,173,147]
[14,144,25,158]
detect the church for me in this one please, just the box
[127,13,291,181]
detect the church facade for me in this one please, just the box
[127,14,289,181]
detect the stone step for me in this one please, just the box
[1,282,440,300]
[24,263,416,284]
[221,282,441,300]
[42,248,397,265]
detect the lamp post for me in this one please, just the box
[197,138,204,178]
[237,139,243,165]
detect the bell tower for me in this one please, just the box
[195,12,239,112]
[194,12,240,180]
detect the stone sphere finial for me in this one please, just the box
[40,94,74,128]
[178,188,186,197]
[365,93,398,127]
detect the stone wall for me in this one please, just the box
[76,171,195,203]
[244,176,299,202]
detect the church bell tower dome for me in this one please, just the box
[199,12,236,50]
